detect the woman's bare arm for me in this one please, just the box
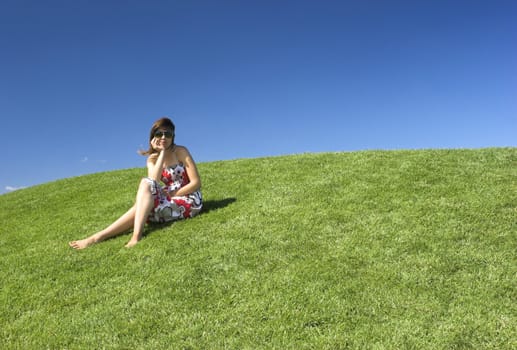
[175,146,201,196]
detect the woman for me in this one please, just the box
[69,117,202,249]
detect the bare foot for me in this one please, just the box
[69,237,95,250]
[124,238,139,248]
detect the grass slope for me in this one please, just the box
[0,148,516,349]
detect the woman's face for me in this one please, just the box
[153,128,174,149]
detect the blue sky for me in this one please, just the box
[1,0,516,194]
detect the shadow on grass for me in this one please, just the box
[201,197,237,214]
[143,197,237,237]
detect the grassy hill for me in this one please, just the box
[0,148,515,349]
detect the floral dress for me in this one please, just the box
[144,162,202,223]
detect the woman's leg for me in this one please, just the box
[125,178,155,248]
[68,206,136,249]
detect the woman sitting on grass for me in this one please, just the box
[69,117,203,249]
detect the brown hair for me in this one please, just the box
[139,117,176,156]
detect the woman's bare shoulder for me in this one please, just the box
[175,145,196,164]
[175,145,191,155]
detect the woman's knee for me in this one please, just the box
[139,178,149,188]
[136,178,153,197]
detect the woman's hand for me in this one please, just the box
[162,188,177,198]
[151,138,166,152]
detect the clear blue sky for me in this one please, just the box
[1,0,516,194]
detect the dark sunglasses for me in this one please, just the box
[154,130,173,138]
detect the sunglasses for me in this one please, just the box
[154,130,173,138]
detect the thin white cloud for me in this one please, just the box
[80,157,107,164]
[5,186,25,192]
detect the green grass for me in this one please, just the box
[0,148,516,349]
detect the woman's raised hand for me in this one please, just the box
[151,138,166,152]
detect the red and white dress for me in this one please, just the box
[144,163,202,223]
